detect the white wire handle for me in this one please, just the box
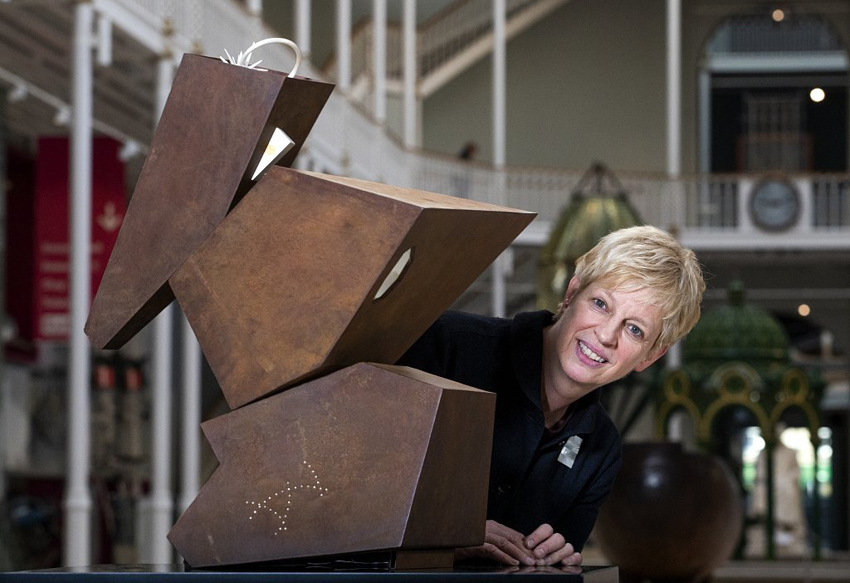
[220,37,302,78]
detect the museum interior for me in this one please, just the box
[0,0,848,581]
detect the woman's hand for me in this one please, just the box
[523,523,583,567]
[454,520,537,566]
[455,520,583,567]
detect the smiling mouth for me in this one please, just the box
[579,340,608,364]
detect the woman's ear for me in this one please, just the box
[563,276,581,307]
[634,345,668,372]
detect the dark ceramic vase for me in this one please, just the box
[595,442,743,583]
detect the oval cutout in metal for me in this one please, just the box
[374,248,413,300]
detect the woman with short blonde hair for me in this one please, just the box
[400,225,705,568]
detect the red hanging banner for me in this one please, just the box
[32,136,126,341]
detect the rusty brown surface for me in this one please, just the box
[168,363,495,568]
[169,166,535,409]
[398,366,493,548]
[85,54,333,349]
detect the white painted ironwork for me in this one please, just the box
[402,0,416,148]
[64,1,94,567]
[491,0,508,316]
[698,68,711,174]
[148,53,175,567]
[418,0,543,77]
[295,0,311,59]
[493,0,506,169]
[708,13,843,56]
[336,0,351,90]
[666,0,681,177]
[247,0,262,18]
[322,0,567,103]
[178,316,201,515]
[372,0,386,123]
[812,176,850,229]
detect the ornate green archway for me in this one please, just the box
[656,282,826,559]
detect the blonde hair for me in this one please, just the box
[555,225,705,350]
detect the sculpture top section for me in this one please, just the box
[85,51,334,349]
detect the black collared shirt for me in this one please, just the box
[397,310,622,551]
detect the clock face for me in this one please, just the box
[749,180,800,231]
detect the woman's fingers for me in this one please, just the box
[523,523,554,551]
[455,520,537,566]
[485,520,536,566]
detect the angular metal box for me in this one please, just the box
[169,166,534,409]
[86,54,333,349]
[168,363,496,568]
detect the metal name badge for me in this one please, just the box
[557,436,583,469]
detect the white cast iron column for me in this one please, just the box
[698,68,711,174]
[666,0,681,177]
[402,0,417,148]
[491,0,507,318]
[178,318,201,515]
[666,0,682,368]
[247,0,262,18]
[295,0,311,61]
[149,52,175,565]
[336,0,351,91]
[64,0,94,566]
[373,0,386,123]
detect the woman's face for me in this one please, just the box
[545,277,668,401]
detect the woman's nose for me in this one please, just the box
[596,318,619,346]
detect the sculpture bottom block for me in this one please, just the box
[168,363,496,568]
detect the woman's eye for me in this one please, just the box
[627,324,644,338]
[593,298,606,309]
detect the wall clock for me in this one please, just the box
[749,178,800,231]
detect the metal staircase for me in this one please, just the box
[323,0,569,104]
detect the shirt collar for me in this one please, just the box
[510,310,601,439]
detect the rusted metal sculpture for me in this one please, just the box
[86,53,333,349]
[171,167,535,409]
[168,363,495,568]
[86,43,536,569]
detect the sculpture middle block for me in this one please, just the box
[170,166,535,409]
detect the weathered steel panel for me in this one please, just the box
[168,363,495,568]
[85,54,333,349]
[169,167,535,409]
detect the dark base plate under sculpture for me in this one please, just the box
[2,564,619,582]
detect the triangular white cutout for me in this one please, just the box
[252,127,296,180]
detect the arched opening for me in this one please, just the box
[699,12,850,174]
[665,405,698,450]
[709,405,761,558]
[732,405,836,557]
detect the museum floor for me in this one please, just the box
[579,545,850,582]
[712,560,850,582]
